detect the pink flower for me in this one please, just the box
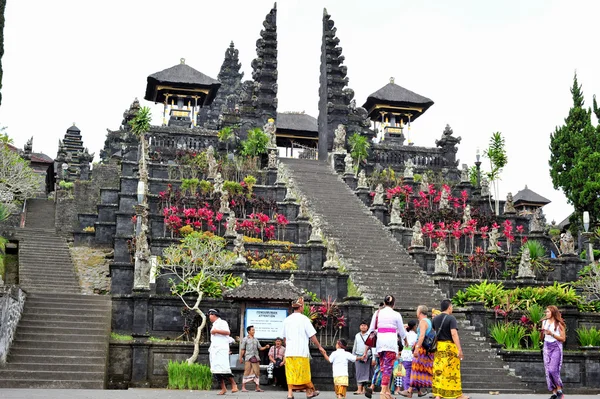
[216,213,224,222]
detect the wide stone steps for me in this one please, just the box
[282,158,530,393]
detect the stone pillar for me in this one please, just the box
[408,247,429,273]
[282,200,299,221]
[370,204,387,225]
[344,296,367,339]
[343,173,357,191]
[130,341,150,387]
[560,305,579,350]
[266,169,277,186]
[331,153,345,174]
[132,292,150,337]
[389,225,411,248]
[464,302,489,338]
[297,220,311,244]
[309,242,326,271]
[355,188,371,207]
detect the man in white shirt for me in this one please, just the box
[208,309,239,395]
[281,296,326,399]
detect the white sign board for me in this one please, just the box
[245,308,287,340]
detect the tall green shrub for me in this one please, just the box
[167,360,212,390]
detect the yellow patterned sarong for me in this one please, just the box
[285,356,312,386]
[432,341,462,399]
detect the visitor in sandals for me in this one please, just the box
[542,305,566,399]
[208,309,239,395]
[239,325,270,392]
[431,299,468,399]
[281,296,326,399]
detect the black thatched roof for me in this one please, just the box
[223,278,304,301]
[513,185,551,206]
[67,125,81,133]
[277,112,318,133]
[144,61,221,105]
[362,80,434,121]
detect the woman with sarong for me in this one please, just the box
[431,299,468,399]
[399,306,432,398]
[542,305,566,399]
[352,320,372,395]
[365,295,407,399]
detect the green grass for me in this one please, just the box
[110,332,134,341]
[167,360,212,390]
[149,336,168,342]
[576,326,600,347]
[347,278,362,297]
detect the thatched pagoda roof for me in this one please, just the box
[362,79,434,121]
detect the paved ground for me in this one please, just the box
[0,390,598,399]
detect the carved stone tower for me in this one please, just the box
[55,124,94,181]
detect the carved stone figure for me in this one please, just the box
[411,221,424,247]
[264,118,277,149]
[357,170,368,189]
[268,149,277,169]
[219,192,231,214]
[560,230,576,255]
[488,227,500,252]
[462,205,472,227]
[517,247,535,279]
[460,164,469,183]
[233,233,247,264]
[530,208,546,233]
[504,192,516,214]
[373,184,384,206]
[298,196,310,219]
[275,161,287,184]
[207,146,218,179]
[420,174,429,193]
[213,173,224,195]
[225,211,237,238]
[333,124,347,153]
[481,177,490,197]
[390,197,403,226]
[344,153,354,175]
[284,178,297,201]
[439,190,449,210]
[404,159,414,179]
[309,217,323,242]
[323,239,339,269]
[434,240,449,274]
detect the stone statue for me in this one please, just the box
[207,146,218,179]
[517,247,535,279]
[439,190,449,210]
[481,177,490,197]
[404,158,414,179]
[309,217,323,242]
[462,205,472,227]
[373,184,385,206]
[233,233,247,264]
[560,230,576,255]
[323,239,339,269]
[268,149,277,169]
[488,227,500,252]
[298,196,310,219]
[530,208,546,233]
[219,191,231,214]
[411,221,424,247]
[284,178,297,202]
[460,164,469,183]
[420,174,429,193]
[263,118,277,148]
[344,153,354,175]
[225,211,237,237]
[390,197,403,226]
[434,240,449,274]
[333,124,347,153]
[357,170,368,189]
[504,192,516,214]
[275,161,287,184]
[213,173,224,195]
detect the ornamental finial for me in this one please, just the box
[180,58,185,65]
[390,77,395,84]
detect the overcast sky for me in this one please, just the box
[1,0,599,223]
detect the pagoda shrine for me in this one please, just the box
[54,124,94,181]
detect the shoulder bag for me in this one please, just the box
[423,315,448,353]
[364,310,379,347]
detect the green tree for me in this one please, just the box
[240,128,268,157]
[348,133,370,175]
[549,73,600,224]
[0,144,42,211]
[0,126,11,145]
[483,132,507,215]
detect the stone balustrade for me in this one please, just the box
[0,285,26,364]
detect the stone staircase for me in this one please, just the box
[282,158,531,394]
[0,201,111,388]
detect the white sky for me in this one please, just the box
[1,0,599,223]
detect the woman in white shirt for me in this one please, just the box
[398,320,417,394]
[542,306,566,399]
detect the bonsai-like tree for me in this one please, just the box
[0,143,42,212]
[158,232,237,364]
[348,133,370,175]
[240,128,269,157]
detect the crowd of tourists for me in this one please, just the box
[207,296,566,399]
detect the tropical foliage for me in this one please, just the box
[167,360,212,390]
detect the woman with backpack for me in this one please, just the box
[399,305,433,398]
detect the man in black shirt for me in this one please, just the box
[431,300,469,399]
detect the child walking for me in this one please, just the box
[320,339,357,399]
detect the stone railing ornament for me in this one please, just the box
[504,192,516,214]
[488,227,500,252]
[213,173,224,195]
[434,240,449,274]
[559,230,576,255]
[333,124,347,153]
[410,221,424,248]
[225,211,237,238]
[517,247,535,279]
[357,170,368,189]
[233,233,247,264]
[373,184,385,206]
[344,153,354,175]
[390,197,403,226]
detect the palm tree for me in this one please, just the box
[348,133,370,175]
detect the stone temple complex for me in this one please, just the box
[0,3,599,394]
